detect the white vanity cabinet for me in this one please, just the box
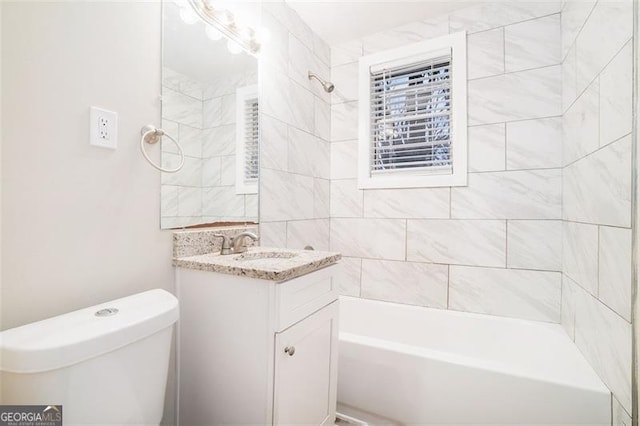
[176,262,340,426]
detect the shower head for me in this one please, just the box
[308,71,335,93]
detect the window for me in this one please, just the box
[236,85,259,195]
[358,32,467,189]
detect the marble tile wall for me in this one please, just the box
[161,67,205,228]
[201,71,259,225]
[560,0,633,417]
[258,1,332,251]
[161,68,258,228]
[259,2,633,416]
[329,3,564,324]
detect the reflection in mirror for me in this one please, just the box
[160,0,259,229]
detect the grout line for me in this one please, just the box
[563,131,632,168]
[459,11,562,38]
[560,0,599,64]
[446,264,451,309]
[469,167,562,174]
[502,26,506,73]
[468,114,563,128]
[596,225,601,297]
[404,219,408,261]
[563,270,632,324]
[468,63,560,83]
[505,219,509,268]
[503,122,508,169]
[331,217,564,222]
[328,254,562,274]
[564,220,632,231]
[563,38,633,114]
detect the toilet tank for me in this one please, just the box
[0,289,179,426]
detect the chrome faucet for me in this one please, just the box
[213,234,233,255]
[231,231,259,254]
[213,231,259,255]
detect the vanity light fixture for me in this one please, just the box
[184,0,262,55]
[205,26,223,41]
[178,4,199,25]
[227,38,243,55]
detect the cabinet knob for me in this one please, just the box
[284,346,296,356]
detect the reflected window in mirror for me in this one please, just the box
[236,85,259,195]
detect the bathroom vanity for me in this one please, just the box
[174,244,341,425]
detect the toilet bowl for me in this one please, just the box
[0,289,179,426]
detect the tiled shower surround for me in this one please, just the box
[259,0,633,418]
[259,2,332,250]
[330,4,563,321]
[560,0,633,419]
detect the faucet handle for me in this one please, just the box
[213,234,232,255]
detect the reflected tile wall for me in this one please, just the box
[161,67,257,226]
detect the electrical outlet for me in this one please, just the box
[90,106,118,149]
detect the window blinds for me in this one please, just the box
[369,53,452,174]
[243,98,259,184]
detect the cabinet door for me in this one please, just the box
[273,301,338,425]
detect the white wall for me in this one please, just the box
[2,1,174,328]
[2,3,176,423]
[0,1,3,336]
[0,2,3,403]
[328,2,563,323]
[560,0,634,420]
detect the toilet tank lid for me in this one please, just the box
[0,289,179,373]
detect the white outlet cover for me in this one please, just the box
[90,106,118,150]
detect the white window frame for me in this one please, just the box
[235,84,259,195]
[358,31,467,189]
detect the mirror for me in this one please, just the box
[160,0,259,229]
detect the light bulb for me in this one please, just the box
[179,6,199,25]
[206,26,223,41]
[222,11,235,26]
[227,38,243,55]
[254,27,270,44]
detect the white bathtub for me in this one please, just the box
[337,296,611,425]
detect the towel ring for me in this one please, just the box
[140,125,185,173]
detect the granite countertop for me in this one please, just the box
[173,246,342,282]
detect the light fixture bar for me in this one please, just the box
[187,0,261,55]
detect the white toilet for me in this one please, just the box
[0,289,179,426]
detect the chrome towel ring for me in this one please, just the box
[140,125,185,173]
